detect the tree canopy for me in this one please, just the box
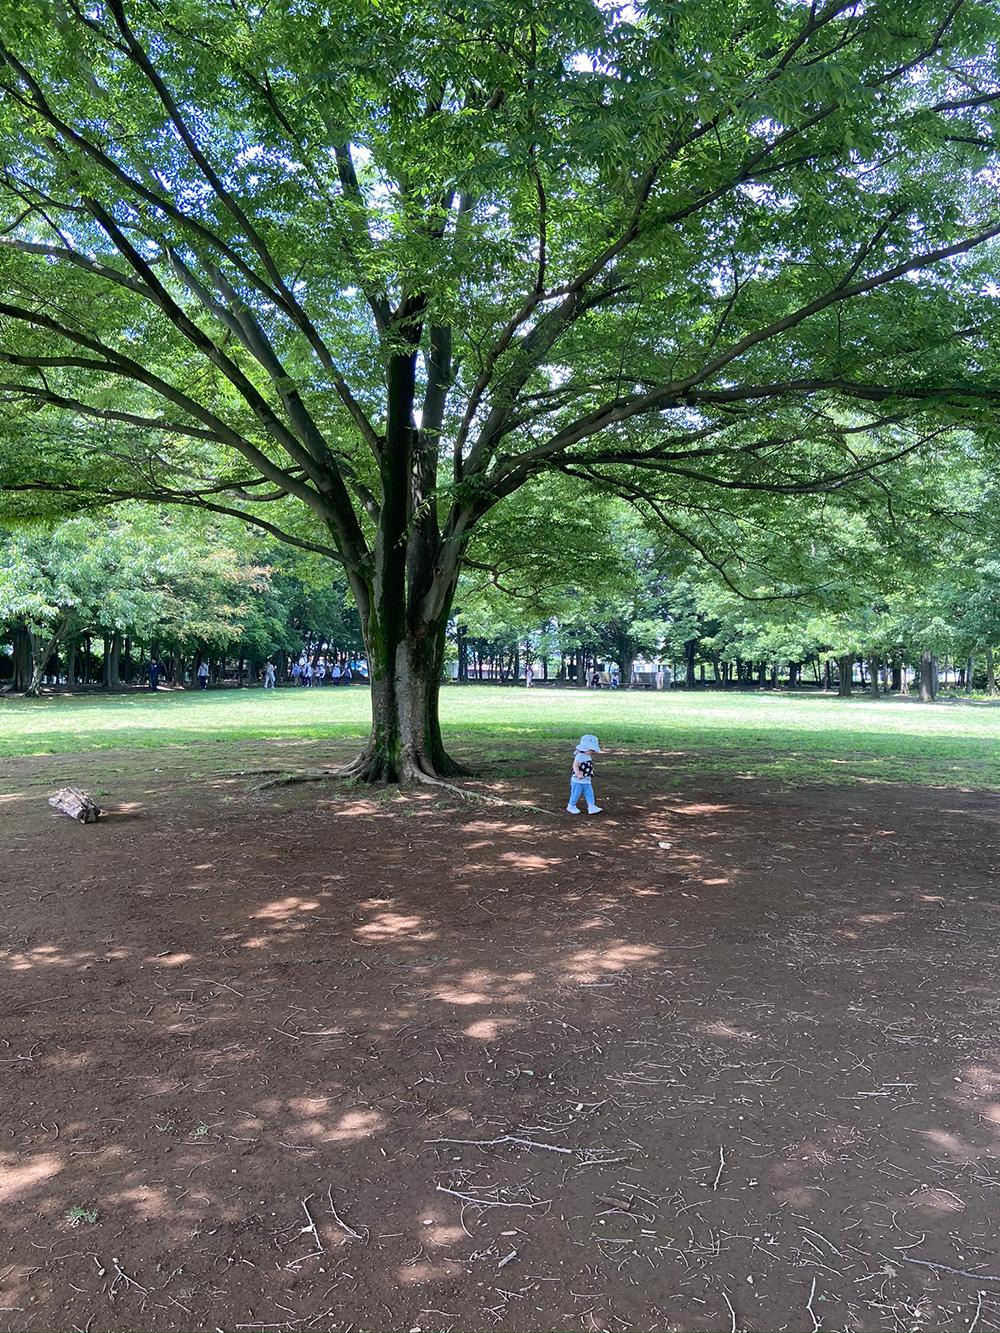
[2,0,1000,775]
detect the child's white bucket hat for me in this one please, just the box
[577,734,601,752]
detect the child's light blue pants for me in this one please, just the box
[569,779,596,809]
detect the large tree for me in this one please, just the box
[2,0,1000,779]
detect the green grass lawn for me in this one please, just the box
[2,684,999,789]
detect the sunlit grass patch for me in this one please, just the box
[1,685,998,790]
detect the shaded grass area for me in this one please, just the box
[2,684,998,789]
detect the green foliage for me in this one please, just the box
[2,0,1000,557]
[3,0,1000,760]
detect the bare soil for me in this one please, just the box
[3,742,1000,1333]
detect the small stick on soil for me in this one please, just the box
[428,1135,572,1154]
[712,1145,726,1191]
[968,1291,985,1333]
[111,1258,148,1296]
[891,1255,1000,1284]
[299,1196,324,1255]
[722,1289,737,1333]
[807,1277,822,1332]
[436,1185,550,1210]
[326,1186,364,1241]
[192,978,245,997]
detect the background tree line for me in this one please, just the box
[6,438,999,700]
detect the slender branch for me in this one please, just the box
[0,237,153,297]
[5,480,344,561]
[491,219,1000,482]
[333,143,392,332]
[0,380,227,442]
[97,0,356,381]
[0,301,323,511]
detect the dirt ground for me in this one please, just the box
[3,742,1000,1333]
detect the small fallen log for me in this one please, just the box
[48,787,102,824]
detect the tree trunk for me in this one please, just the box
[346,605,459,782]
[891,657,902,693]
[837,655,853,697]
[26,616,72,697]
[867,655,879,698]
[12,624,31,691]
[684,639,697,688]
[988,646,997,697]
[919,650,936,703]
[102,630,121,689]
[965,655,974,695]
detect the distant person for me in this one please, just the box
[264,661,276,689]
[590,669,601,689]
[567,734,603,816]
[331,661,342,685]
[196,659,210,690]
[342,664,352,685]
[291,660,301,685]
[610,667,620,689]
[302,660,313,687]
[315,659,327,686]
[147,658,162,691]
[525,663,533,687]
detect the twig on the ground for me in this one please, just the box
[890,1254,1000,1283]
[799,1225,845,1259]
[436,1185,550,1210]
[428,1135,572,1154]
[327,1185,365,1241]
[722,1289,737,1333]
[192,977,245,997]
[712,1144,726,1191]
[968,1290,985,1333]
[807,1276,822,1332]
[299,1196,324,1255]
[110,1258,148,1297]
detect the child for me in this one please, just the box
[567,734,603,815]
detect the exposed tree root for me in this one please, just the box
[403,767,554,815]
[247,766,351,789]
[232,759,552,813]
